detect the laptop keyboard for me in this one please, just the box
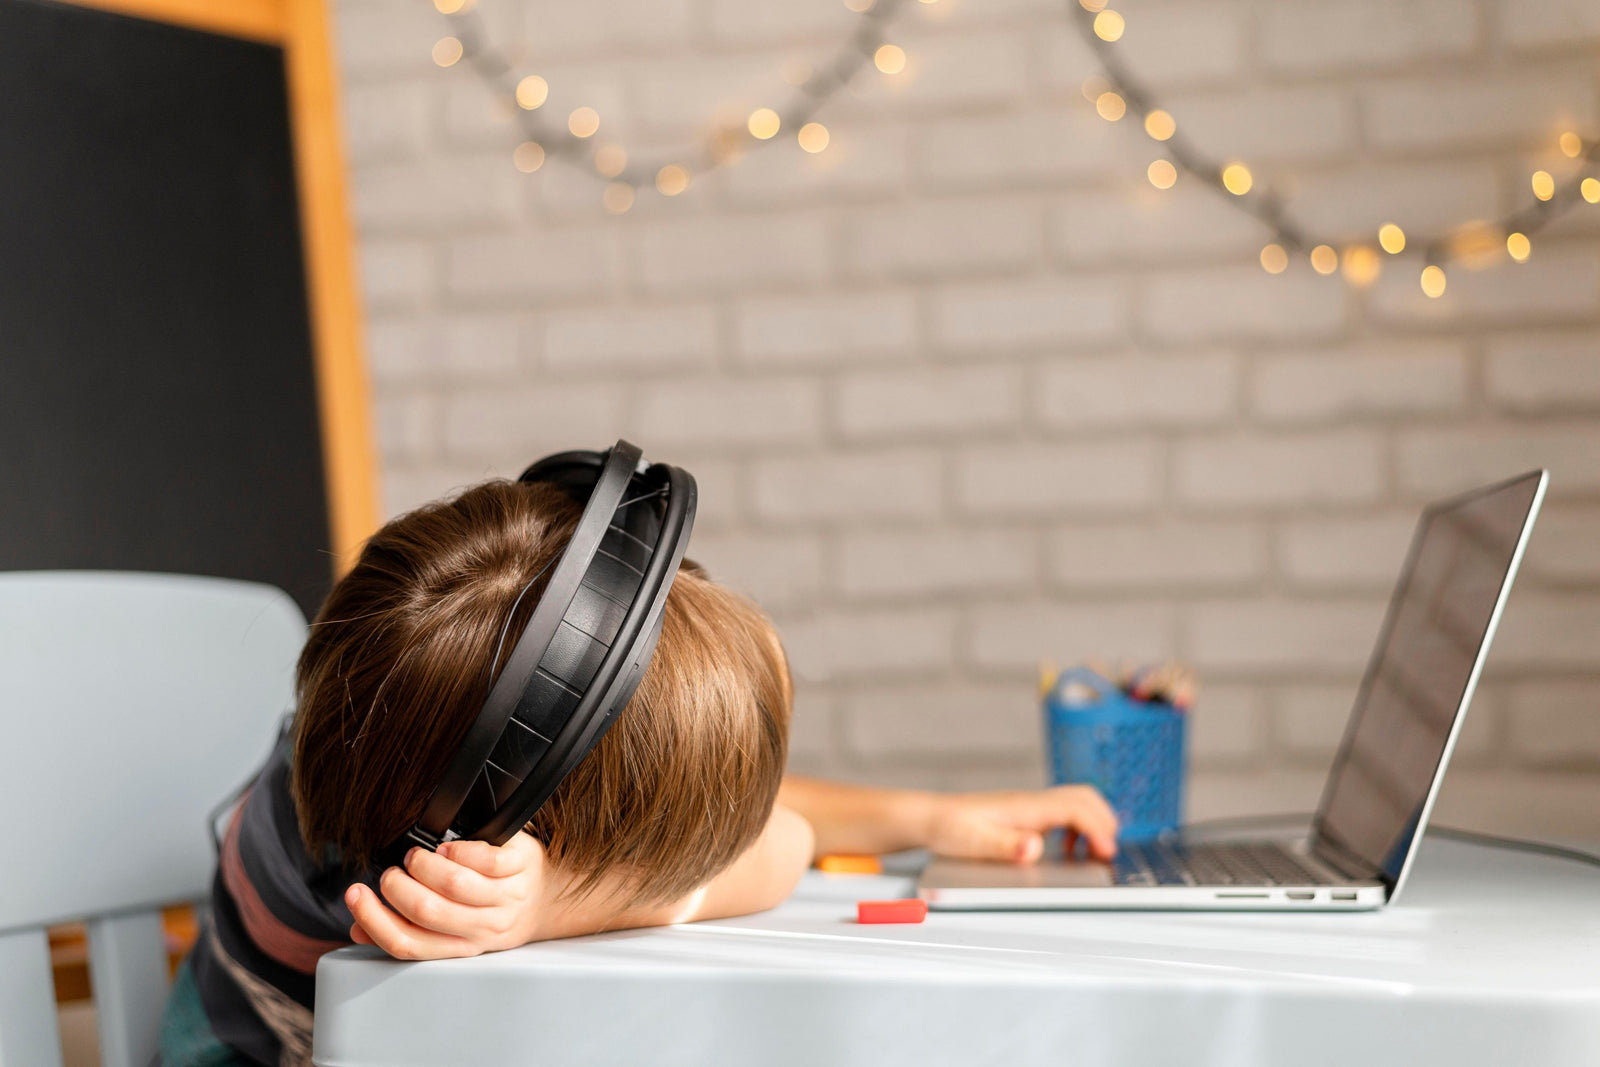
[1113,842,1331,887]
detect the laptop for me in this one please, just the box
[919,470,1548,911]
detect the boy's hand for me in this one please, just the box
[345,832,548,960]
[923,786,1118,864]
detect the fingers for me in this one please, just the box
[438,832,541,879]
[940,814,1044,864]
[403,847,502,907]
[377,865,511,941]
[344,883,479,961]
[1033,785,1119,860]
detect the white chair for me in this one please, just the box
[0,572,307,1067]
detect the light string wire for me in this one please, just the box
[1070,0,1600,295]
[432,0,910,211]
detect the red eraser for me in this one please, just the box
[857,898,928,924]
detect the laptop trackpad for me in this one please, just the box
[919,856,1115,889]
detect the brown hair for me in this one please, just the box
[291,479,790,907]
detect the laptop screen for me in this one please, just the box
[1312,472,1544,885]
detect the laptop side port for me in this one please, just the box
[1331,891,1357,901]
[1286,891,1315,901]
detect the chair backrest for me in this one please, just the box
[0,572,307,1067]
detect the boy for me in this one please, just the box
[161,478,1117,1067]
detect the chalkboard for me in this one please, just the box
[0,0,333,619]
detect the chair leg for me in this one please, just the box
[87,910,168,1067]
[0,927,64,1067]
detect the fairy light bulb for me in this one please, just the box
[594,143,627,178]
[656,165,691,196]
[432,36,463,67]
[1143,109,1175,141]
[1260,244,1288,274]
[1078,0,1107,10]
[568,107,600,138]
[433,0,468,13]
[1221,162,1252,195]
[1378,223,1406,254]
[843,0,873,12]
[512,141,545,173]
[1583,177,1600,204]
[1560,132,1583,158]
[515,75,548,110]
[1147,159,1176,189]
[1096,91,1127,122]
[748,107,781,139]
[1506,232,1531,262]
[1093,9,1125,41]
[1342,245,1381,287]
[1310,244,1338,275]
[1420,264,1447,298]
[874,44,907,74]
[798,122,830,153]
[1531,170,1555,201]
[602,182,635,214]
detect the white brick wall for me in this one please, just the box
[338,0,1600,833]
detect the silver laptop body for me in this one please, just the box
[919,470,1548,912]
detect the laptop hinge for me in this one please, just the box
[1310,832,1385,886]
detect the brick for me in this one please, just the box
[1258,0,1478,72]
[1188,683,1267,764]
[1364,72,1598,149]
[1052,185,1264,265]
[441,383,627,459]
[932,277,1129,353]
[1276,684,1354,759]
[836,528,1036,599]
[1397,424,1600,496]
[439,81,523,151]
[1521,508,1600,583]
[375,391,440,462]
[1037,352,1239,430]
[1183,600,1387,674]
[735,293,917,366]
[719,125,909,206]
[1367,247,1600,325]
[752,450,944,522]
[359,239,435,310]
[337,1,457,77]
[381,462,506,518]
[835,366,1021,440]
[910,109,1123,190]
[1141,268,1348,342]
[955,441,1163,516]
[1251,344,1468,423]
[1049,521,1265,590]
[1176,430,1384,508]
[1107,0,1248,86]
[342,81,430,165]
[541,305,716,372]
[844,29,1030,113]
[1504,0,1600,47]
[842,199,1043,281]
[1284,162,1501,239]
[786,688,835,766]
[778,607,958,682]
[630,54,790,136]
[674,458,741,528]
[704,0,855,44]
[843,683,1041,758]
[1160,86,1355,162]
[523,0,694,55]
[1485,593,1600,670]
[634,215,831,295]
[635,378,823,448]
[447,228,619,304]
[1486,332,1600,411]
[688,531,823,611]
[1506,680,1600,763]
[354,155,521,232]
[367,314,522,384]
[969,602,1176,670]
[1277,515,1418,590]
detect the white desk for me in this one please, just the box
[312,838,1600,1067]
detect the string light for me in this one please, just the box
[602,182,635,214]
[1378,223,1406,254]
[1080,75,1110,103]
[1420,264,1447,298]
[1093,9,1125,41]
[1531,170,1555,201]
[432,36,463,67]
[432,0,467,13]
[655,164,690,196]
[568,107,599,138]
[1095,91,1127,122]
[1561,132,1583,158]
[1309,244,1338,274]
[1584,178,1600,204]
[874,44,907,74]
[1506,231,1531,262]
[1147,159,1176,189]
[594,144,628,177]
[748,108,781,139]
[1221,163,1252,195]
[1342,245,1381,287]
[512,141,544,172]
[1078,0,1107,10]
[843,0,873,12]
[798,122,831,153]
[1143,109,1175,141]
[1260,244,1288,274]
[515,75,548,110]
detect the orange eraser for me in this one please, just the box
[818,854,883,875]
[857,898,928,924]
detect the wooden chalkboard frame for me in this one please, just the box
[60,0,378,572]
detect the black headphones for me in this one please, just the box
[402,440,697,851]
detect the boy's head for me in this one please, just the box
[292,479,790,907]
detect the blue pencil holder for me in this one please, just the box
[1043,668,1187,843]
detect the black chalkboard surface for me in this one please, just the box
[0,0,332,619]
